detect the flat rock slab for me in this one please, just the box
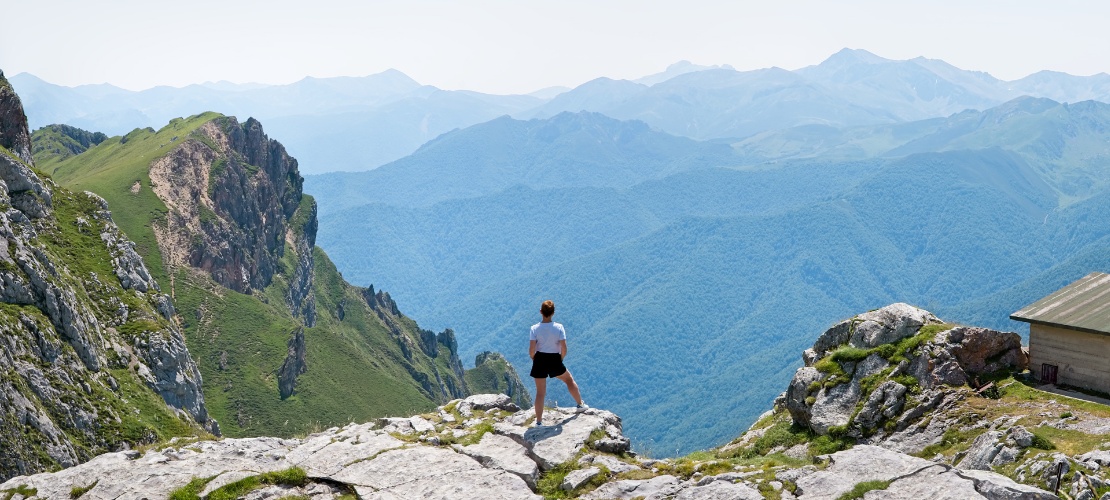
[286,424,405,478]
[673,480,763,500]
[524,408,620,470]
[562,466,601,490]
[454,432,539,488]
[870,464,985,499]
[582,474,683,499]
[954,469,1058,500]
[0,437,297,500]
[331,446,478,489]
[796,445,935,500]
[353,467,540,500]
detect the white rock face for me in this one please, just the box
[455,432,539,488]
[673,480,763,500]
[561,466,600,490]
[582,474,683,499]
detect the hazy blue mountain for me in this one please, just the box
[736,97,1110,201]
[795,48,1011,120]
[16,50,1110,174]
[633,60,736,86]
[9,70,541,173]
[263,90,543,172]
[305,111,746,213]
[524,67,895,139]
[1010,70,1110,104]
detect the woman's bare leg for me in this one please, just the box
[533,377,547,423]
[556,370,583,405]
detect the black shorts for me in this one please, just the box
[529,352,567,379]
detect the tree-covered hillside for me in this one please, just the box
[309,104,1110,454]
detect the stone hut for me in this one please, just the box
[1011,272,1110,392]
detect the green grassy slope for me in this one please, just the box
[39,116,475,438]
[29,124,108,169]
[48,113,220,284]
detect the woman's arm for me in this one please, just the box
[529,340,538,360]
[559,339,567,359]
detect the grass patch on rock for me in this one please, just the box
[206,467,308,500]
[836,479,891,500]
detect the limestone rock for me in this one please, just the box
[849,303,940,349]
[333,446,538,500]
[277,327,307,399]
[958,431,1004,471]
[795,445,935,499]
[935,327,1028,379]
[582,474,682,499]
[0,71,35,166]
[561,466,600,491]
[785,367,822,427]
[455,432,539,488]
[674,480,762,500]
[955,469,1058,500]
[855,380,907,430]
[460,393,520,413]
[581,453,639,474]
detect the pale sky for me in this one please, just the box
[2,0,1108,94]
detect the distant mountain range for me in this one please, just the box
[13,49,1110,173]
[306,97,1110,454]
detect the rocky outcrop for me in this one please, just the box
[286,197,317,327]
[0,71,34,166]
[0,73,51,219]
[794,445,1054,500]
[4,398,1056,499]
[784,303,1028,441]
[361,284,470,403]
[466,351,534,409]
[149,117,304,295]
[277,327,307,399]
[0,81,213,481]
[0,396,625,499]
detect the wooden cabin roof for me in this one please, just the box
[1011,272,1110,335]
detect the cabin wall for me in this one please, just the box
[1030,324,1110,394]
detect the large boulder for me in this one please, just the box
[937,327,1029,379]
[807,303,940,361]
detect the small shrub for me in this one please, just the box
[917,323,956,338]
[805,396,816,406]
[70,480,98,498]
[814,356,846,377]
[831,346,872,363]
[535,460,579,499]
[1030,432,1056,450]
[1060,412,1074,419]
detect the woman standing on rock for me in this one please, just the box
[529,300,587,426]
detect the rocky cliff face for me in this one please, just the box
[0,73,213,482]
[0,71,34,166]
[466,351,534,409]
[149,116,311,308]
[779,303,1028,445]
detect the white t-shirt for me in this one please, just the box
[530,322,566,354]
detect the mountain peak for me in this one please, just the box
[635,60,736,86]
[822,47,891,66]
